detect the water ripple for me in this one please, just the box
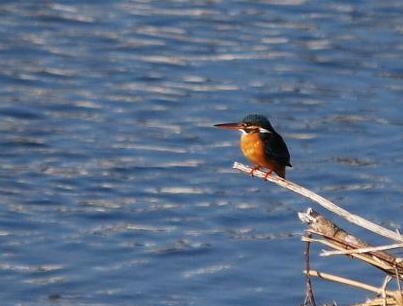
[0,0,402,305]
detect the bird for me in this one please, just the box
[214,114,292,179]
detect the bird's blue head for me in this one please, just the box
[241,114,274,132]
[214,114,274,134]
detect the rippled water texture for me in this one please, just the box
[0,1,402,305]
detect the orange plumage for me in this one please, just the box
[240,132,286,178]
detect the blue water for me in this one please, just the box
[0,1,402,305]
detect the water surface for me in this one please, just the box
[0,1,402,305]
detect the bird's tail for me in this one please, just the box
[274,166,286,179]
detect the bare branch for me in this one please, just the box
[233,162,403,243]
[305,270,394,296]
[321,243,403,257]
[299,208,403,279]
[303,233,316,306]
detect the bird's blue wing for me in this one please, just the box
[260,132,292,167]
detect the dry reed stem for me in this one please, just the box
[302,236,396,273]
[304,233,316,306]
[305,270,395,296]
[321,243,403,257]
[233,162,403,243]
[352,297,398,306]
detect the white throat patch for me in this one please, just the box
[258,128,271,134]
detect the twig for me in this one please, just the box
[352,297,399,306]
[305,270,395,296]
[381,276,393,306]
[395,266,402,292]
[304,233,316,306]
[304,235,403,279]
[321,243,403,257]
[233,162,403,243]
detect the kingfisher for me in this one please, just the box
[214,114,292,179]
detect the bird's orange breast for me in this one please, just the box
[240,133,269,167]
[240,132,284,177]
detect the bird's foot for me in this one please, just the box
[264,170,273,180]
[249,166,260,177]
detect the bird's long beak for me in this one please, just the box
[214,122,243,130]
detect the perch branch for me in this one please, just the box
[233,162,403,243]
